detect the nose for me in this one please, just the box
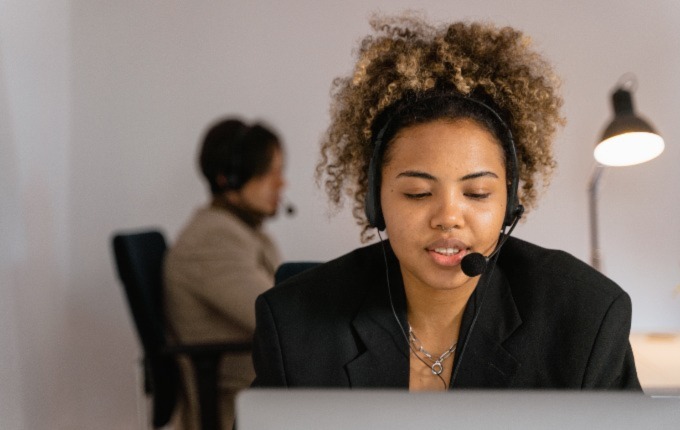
[276,173,286,191]
[430,191,464,232]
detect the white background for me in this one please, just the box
[1,0,679,428]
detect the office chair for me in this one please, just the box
[112,229,251,430]
[274,261,321,285]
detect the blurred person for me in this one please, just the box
[164,117,286,428]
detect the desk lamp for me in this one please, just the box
[588,76,664,271]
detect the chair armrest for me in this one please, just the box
[160,341,253,430]
[163,341,252,356]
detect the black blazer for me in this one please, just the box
[252,237,641,390]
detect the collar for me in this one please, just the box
[345,241,522,389]
[210,196,264,229]
[346,241,410,387]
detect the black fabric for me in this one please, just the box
[251,237,641,391]
[112,230,179,427]
[274,262,322,286]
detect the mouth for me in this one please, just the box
[432,247,462,256]
[426,239,470,267]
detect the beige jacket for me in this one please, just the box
[164,206,281,429]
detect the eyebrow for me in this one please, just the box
[461,171,499,181]
[396,170,499,181]
[396,170,436,180]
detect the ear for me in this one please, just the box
[215,173,228,189]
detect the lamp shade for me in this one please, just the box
[594,88,665,166]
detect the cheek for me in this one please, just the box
[384,217,417,257]
[472,201,506,241]
[244,183,270,207]
[381,194,426,245]
[253,179,275,198]
[381,188,410,228]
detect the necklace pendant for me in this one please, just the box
[431,361,443,375]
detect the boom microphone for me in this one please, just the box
[460,243,507,277]
[282,198,296,216]
[461,252,488,277]
[460,206,524,277]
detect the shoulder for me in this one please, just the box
[183,206,250,238]
[169,206,260,255]
[497,236,628,305]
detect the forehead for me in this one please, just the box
[384,119,506,171]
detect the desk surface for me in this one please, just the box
[630,332,680,394]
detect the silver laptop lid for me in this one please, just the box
[236,389,680,430]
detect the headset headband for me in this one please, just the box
[226,125,251,190]
[364,93,523,230]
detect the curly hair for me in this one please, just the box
[316,13,565,241]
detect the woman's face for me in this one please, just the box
[380,118,507,292]
[230,147,286,217]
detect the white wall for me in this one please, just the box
[1,0,679,428]
[1,0,71,428]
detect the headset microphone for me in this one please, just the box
[284,202,296,216]
[460,253,488,277]
[460,205,524,277]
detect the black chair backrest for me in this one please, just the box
[112,229,178,428]
[274,261,322,285]
[113,230,168,353]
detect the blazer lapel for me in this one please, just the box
[453,266,522,388]
[346,251,410,388]
[342,241,522,389]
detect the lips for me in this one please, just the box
[432,247,460,256]
[426,238,469,266]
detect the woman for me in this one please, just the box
[251,15,640,391]
[165,118,286,428]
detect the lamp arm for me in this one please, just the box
[588,163,605,271]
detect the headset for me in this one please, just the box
[224,125,251,190]
[364,94,523,231]
[368,92,525,389]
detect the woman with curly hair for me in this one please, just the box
[251,14,640,391]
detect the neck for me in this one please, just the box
[404,281,475,340]
[211,195,265,229]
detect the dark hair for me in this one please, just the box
[198,118,281,195]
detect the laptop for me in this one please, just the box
[236,389,680,429]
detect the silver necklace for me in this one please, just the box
[408,325,458,375]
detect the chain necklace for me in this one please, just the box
[408,325,458,376]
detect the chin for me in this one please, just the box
[427,272,471,291]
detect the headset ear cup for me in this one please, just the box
[504,203,524,227]
[503,210,512,228]
[227,172,240,189]
[227,148,241,189]
[364,154,385,230]
[226,125,250,190]
[503,131,521,228]
[364,173,375,227]
[504,196,515,226]
[365,129,388,231]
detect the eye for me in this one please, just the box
[464,192,491,200]
[404,192,431,200]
